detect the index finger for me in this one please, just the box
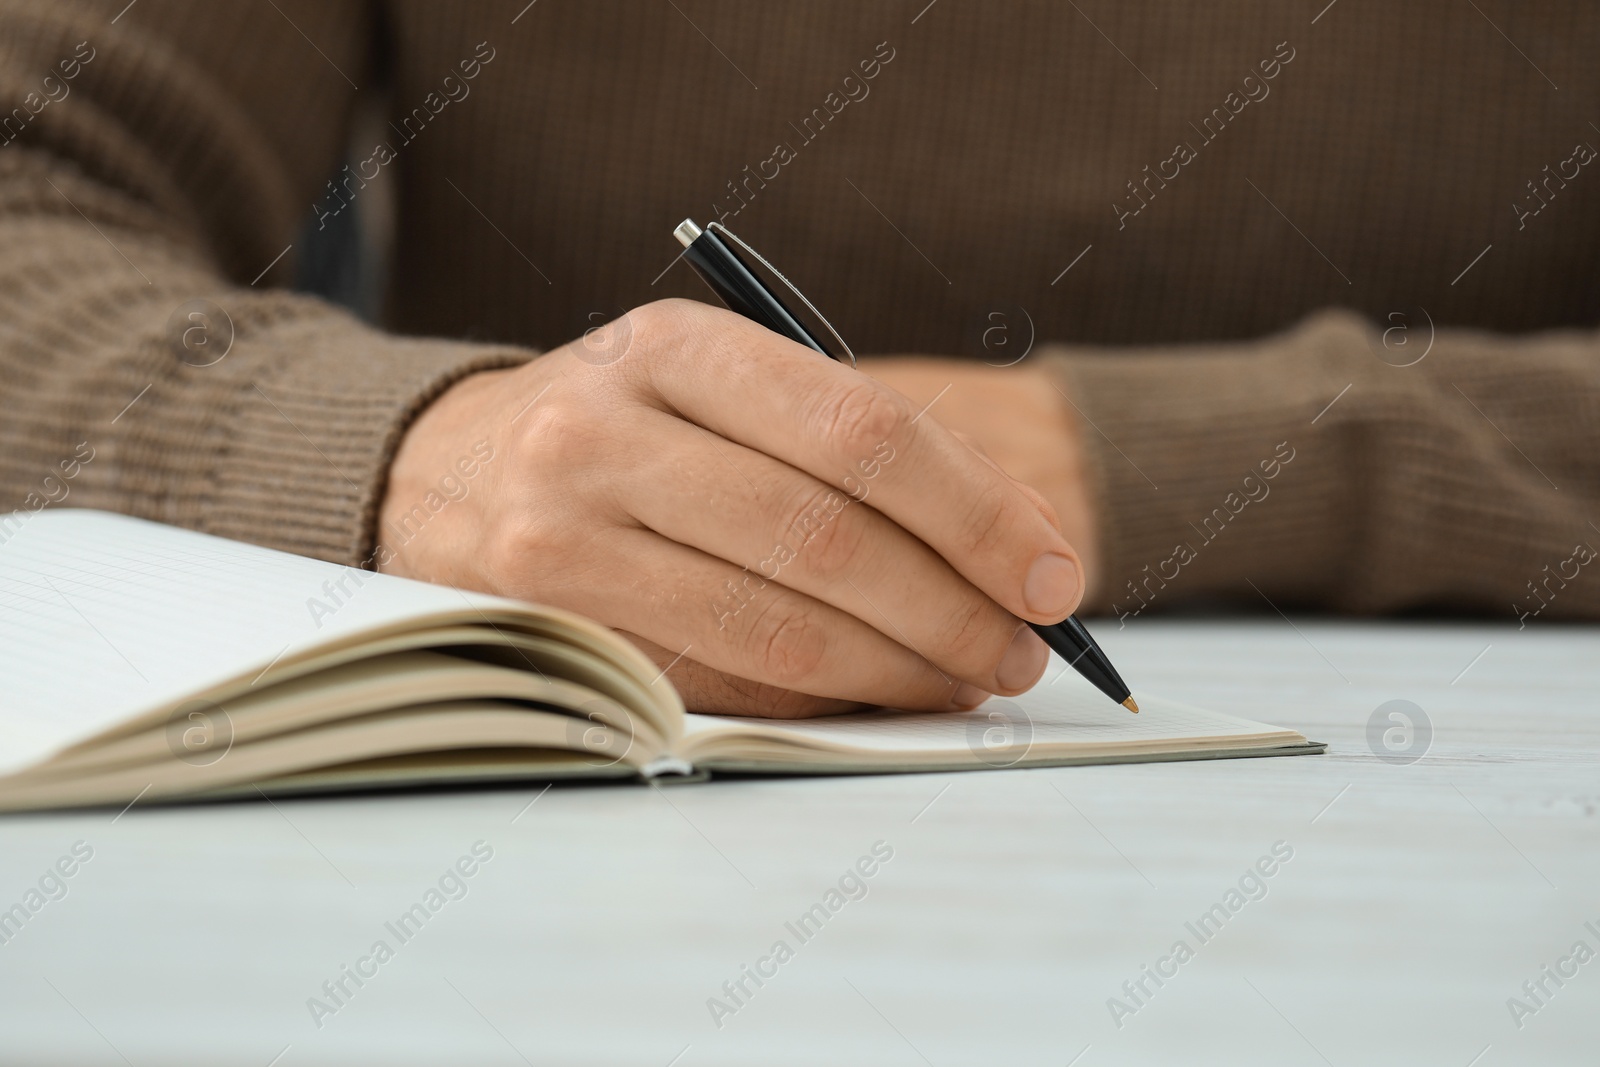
[627,300,1085,625]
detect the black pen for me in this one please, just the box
[672,219,1138,713]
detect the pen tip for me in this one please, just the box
[1122,697,1139,713]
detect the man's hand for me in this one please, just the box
[856,356,1102,605]
[378,299,1087,717]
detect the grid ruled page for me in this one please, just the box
[683,669,1299,754]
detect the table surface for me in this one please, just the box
[0,618,1596,1066]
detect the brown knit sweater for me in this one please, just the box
[2,0,1597,627]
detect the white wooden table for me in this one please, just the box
[1,619,1596,1066]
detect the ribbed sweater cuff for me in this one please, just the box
[136,294,533,568]
[1038,311,1365,618]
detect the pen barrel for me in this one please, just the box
[683,229,832,357]
[670,218,1133,711]
[1029,619,1132,705]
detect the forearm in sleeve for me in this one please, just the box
[1044,309,1600,623]
[0,0,531,565]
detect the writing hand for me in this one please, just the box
[379,300,1086,717]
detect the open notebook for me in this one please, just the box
[0,510,1321,812]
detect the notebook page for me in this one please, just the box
[682,660,1300,754]
[0,509,527,776]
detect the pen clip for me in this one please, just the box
[706,221,857,368]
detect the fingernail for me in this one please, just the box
[996,626,1049,691]
[951,683,989,710]
[1024,553,1080,617]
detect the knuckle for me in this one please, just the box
[1012,480,1063,533]
[479,512,545,592]
[627,298,688,336]
[744,596,827,687]
[623,298,697,360]
[814,380,908,460]
[958,481,1019,558]
[515,392,605,470]
[933,595,1006,669]
[779,486,864,583]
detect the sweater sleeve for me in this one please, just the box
[0,0,531,566]
[1042,309,1600,623]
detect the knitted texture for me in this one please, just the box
[0,0,1596,623]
